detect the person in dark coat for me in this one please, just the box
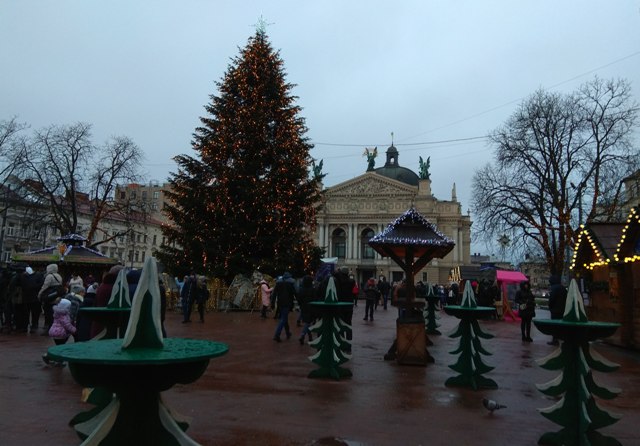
[376,275,391,310]
[195,276,209,323]
[90,266,123,338]
[126,268,142,301]
[363,278,381,322]
[272,271,297,342]
[181,272,198,323]
[515,281,536,342]
[76,282,97,341]
[296,275,315,344]
[334,268,354,342]
[159,279,167,337]
[547,275,567,345]
[21,267,44,333]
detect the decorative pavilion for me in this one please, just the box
[369,207,455,364]
[11,233,118,281]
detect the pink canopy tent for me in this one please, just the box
[496,270,528,284]
[496,270,528,321]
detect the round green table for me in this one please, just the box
[48,338,229,445]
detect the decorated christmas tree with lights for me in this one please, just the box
[535,280,622,446]
[158,25,322,280]
[308,277,352,380]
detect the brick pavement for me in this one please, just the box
[1,304,639,446]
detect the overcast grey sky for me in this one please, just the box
[2,1,639,253]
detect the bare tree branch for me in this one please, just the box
[472,78,639,275]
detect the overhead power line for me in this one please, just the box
[312,135,488,148]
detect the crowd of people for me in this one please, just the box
[1,261,568,363]
[259,269,463,347]
[0,263,172,367]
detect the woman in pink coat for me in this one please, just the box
[259,279,273,319]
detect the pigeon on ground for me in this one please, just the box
[482,398,506,413]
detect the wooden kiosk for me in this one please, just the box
[368,207,455,365]
[571,207,640,349]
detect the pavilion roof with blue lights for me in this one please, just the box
[368,207,455,260]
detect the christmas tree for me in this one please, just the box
[158,27,322,281]
[445,281,497,390]
[535,280,622,446]
[423,283,441,335]
[308,277,352,379]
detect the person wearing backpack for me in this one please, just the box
[37,264,64,334]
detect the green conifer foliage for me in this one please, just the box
[308,277,352,379]
[423,283,441,335]
[535,280,622,446]
[445,281,497,390]
[157,29,321,280]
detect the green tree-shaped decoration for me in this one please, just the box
[157,28,322,281]
[535,280,622,446]
[423,283,441,335]
[308,277,352,380]
[444,280,497,390]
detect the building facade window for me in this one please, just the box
[361,228,375,259]
[332,228,346,259]
[152,191,160,199]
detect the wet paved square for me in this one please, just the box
[1,305,639,445]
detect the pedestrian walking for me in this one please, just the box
[195,275,209,323]
[37,263,65,334]
[259,278,273,319]
[272,272,296,342]
[377,276,391,310]
[22,267,44,333]
[42,298,76,366]
[547,275,567,345]
[515,281,535,342]
[363,278,380,321]
[297,275,315,344]
[181,272,198,323]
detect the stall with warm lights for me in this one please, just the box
[610,206,640,349]
[368,207,455,365]
[11,233,118,280]
[570,207,640,349]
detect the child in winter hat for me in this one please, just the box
[42,298,77,366]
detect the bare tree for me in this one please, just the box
[15,122,145,244]
[472,78,639,275]
[0,117,28,190]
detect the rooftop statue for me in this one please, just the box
[363,147,377,171]
[419,156,431,180]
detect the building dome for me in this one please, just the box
[373,144,419,186]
